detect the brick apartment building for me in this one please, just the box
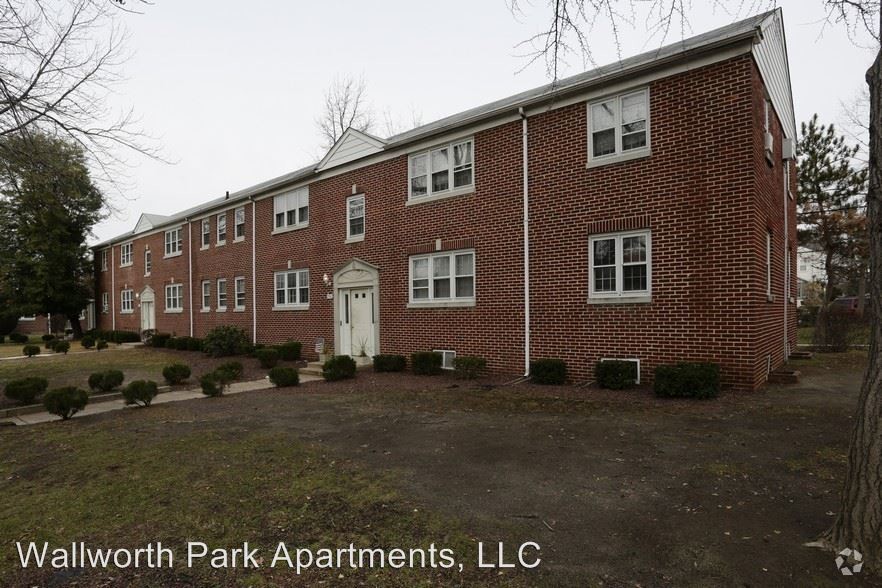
[93,10,798,392]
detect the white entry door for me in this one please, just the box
[140,288,155,332]
[339,288,374,357]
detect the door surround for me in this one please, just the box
[140,286,156,332]
[333,259,379,357]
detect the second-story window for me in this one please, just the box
[165,227,182,257]
[100,250,108,271]
[274,187,309,231]
[201,218,210,248]
[347,194,365,240]
[589,89,649,162]
[120,242,133,266]
[217,213,227,245]
[409,139,473,200]
[235,207,246,240]
[144,249,152,276]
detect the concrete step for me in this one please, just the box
[788,351,814,360]
[299,362,325,377]
[769,368,800,384]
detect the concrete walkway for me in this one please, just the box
[1,373,323,426]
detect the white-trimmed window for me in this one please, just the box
[165,284,183,312]
[589,89,649,161]
[121,289,134,313]
[120,242,133,267]
[589,231,651,300]
[201,280,211,311]
[274,187,309,231]
[100,250,108,271]
[347,194,365,240]
[217,213,227,245]
[164,227,183,257]
[274,269,309,308]
[235,276,246,310]
[101,292,109,314]
[201,218,210,248]
[410,250,475,303]
[217,278,227,310]
[408,139,473,200]
[434,349,456,370]
[144,249,152,276]
[234,207,246,241]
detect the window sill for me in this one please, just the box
[406,187,474,207]
[216,241,226,247]
[164,309,184,314]
[272,224,309,236]
[120,310,133,315]
[144,274,151,278]
[272,305,309,311]
[588,295,652,305]
[120,263,133,268]
[586,148,651,169]
[407,300,476,309]
[200,308,211,313]
[345,235,365,244]
[216,307,227,313]
[163,252,182,259]
[233,307,245,313]
[234,237,245,243]
[200,245,209,251]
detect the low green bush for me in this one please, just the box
[165,337,179,350]
[373,354,407,373]
[149,332,172,348]
[411,352,443,375]
[216,361,243,381]
[96,338,108,351]
[256,348,280,369]
[595,360,638,390]
[87,329,140,344]
[269,366,299,387]
[277,341,302,361]
[43,386,89,420]
[4,377,48,405]
[323,355,357,381]
[81,334,95,349]
[187,337,203,352]
[202,325,250,357]
[654,362,721,399]
[162,363,191,385]
[122,380,158,407]
[200,370,233,397]
[53,340,70,354]
[9,332,28,344]
[42,335,56,349]
[453,356,487,379]
[88,369,124,393]
[22,345,40,358]
[530,358,567,385]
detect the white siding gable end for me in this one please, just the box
[752,9,797,140]
[316,128,386,172]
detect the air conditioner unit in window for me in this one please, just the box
[782,138,795,160]
[764,131,775,163]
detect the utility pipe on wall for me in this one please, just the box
[520,106,531,376]
[187,219,194,337]
[111,245,116,330]
[251,197,257,343]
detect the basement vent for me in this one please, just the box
[599,358,641,384]
[434,349,456,370]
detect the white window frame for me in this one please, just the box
[234,276,246,310]
[588,230,652,302]
[101,292,109,314]
[120,289,134,314]
[165,284,183,313]
[346,194,365,241]
[201,218,210,249]
[201,280,211,312]
[434,349,456,370]
[587,88,651,167]
[100,250,108,272]
[164,227,183,258]
[216,213,227,245]
[407,138,474,203]
[408,250,476,306]
[217,278,227,311]
[120,242,133,267]
[234,207,246,241]
[144,249,152,277]
[273,269,310,310]
[273,187,309,232]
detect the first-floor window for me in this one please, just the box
[165,284,183,312]
[589,231,651,299]
[235,277,246,310]
[201,280,211,311]
[217,278,227,310]
[121,289,134,313]
[102,292,109,313]
[347,194,365,239]
[410,250,475,303]
[274,269,309,308]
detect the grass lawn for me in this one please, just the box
[0,339,90,359]
[797,325,870,345]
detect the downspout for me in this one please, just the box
[111,245,116,330]
[250,196,257,343]
[783,162,789,360]
[187,218,194,337]
[520,106,531,377]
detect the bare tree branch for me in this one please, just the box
[315,74,374,149]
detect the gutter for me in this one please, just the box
[250,196,257,343]
[520,107,531,377]
[111,245,116,330]
[187,218,193,337]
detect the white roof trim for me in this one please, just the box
[316,128,386,172]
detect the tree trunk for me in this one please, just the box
[67,314,83,339]
[814,250,838,346]
[829,43,882,568]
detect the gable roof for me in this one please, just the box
[95,9,792,248]
[132,213,172,235]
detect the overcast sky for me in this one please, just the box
[92,0,877,243]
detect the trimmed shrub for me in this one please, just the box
[277,341,302,361]
[411,352,443,375]
[96,338,108,351]
[216,361,243,381]
[88,369,124,393]
[256,348,280,369]
[89,329,140,344]
[453,356,487,380]
[373,354,407,373]
[202,325,250,357]
[165,337,179,350]
[4,377,48,405]
[81,334,95,349]
[42,335,57,349]
[0,335,4,344]
[162,363,191,385]
[43,387,89,420]
[53,340,71,355]
[122,380,158,407]
[654,362,721,400]
[9,332,28,344]
[595,360,638,390]
[323,355,357,381]
[149,332,172,348]
[269,366,300,387]
[41,334,54,342]
[187,337,203,352]
[200,370,232,397]
[530,358,567,385]
[22,345,40,358]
